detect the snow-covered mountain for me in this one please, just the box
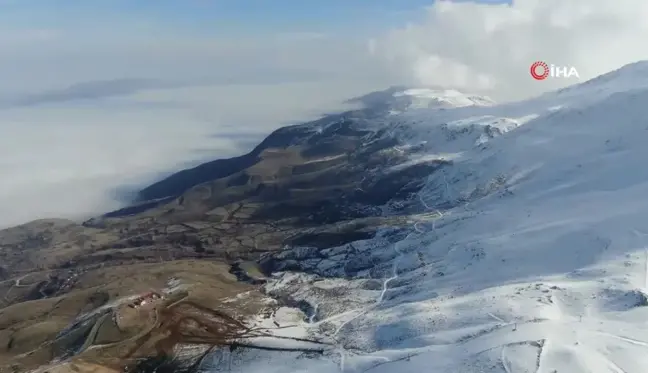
[8,62,648,373]
[392,88,495,110]
[215,61,648,373]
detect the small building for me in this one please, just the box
[128,291,163,309]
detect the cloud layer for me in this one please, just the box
[0,81,376,228]
[373,0,648,100]
[0,27,389,228]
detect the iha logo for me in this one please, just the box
[530,61,580,80]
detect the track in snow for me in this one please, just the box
[500,346,512,373]
[325,188,446,372]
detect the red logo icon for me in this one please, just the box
[530,61,549,80]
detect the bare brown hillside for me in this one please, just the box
[0,116,447,372]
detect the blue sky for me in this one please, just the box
[0,0,509,36]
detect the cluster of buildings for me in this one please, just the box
[127,291,163,309]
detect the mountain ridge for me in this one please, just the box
[134,87,494,203]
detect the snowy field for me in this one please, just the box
[220,61,648,373]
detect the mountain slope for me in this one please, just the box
[252,61,648,373]
[0,87,481,372]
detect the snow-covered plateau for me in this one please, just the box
[208,61,648,373]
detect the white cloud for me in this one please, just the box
[372,0,648,100]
